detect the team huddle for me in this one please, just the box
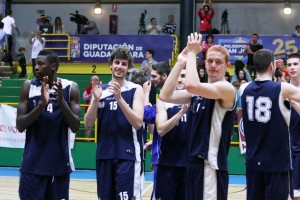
[16,32,300,200]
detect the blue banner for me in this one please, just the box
[69,35,174,63]
[211,35,300,63]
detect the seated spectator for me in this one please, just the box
[162,15,176,35]
[201,34,215,60]
[197,60,208,83]
[231,60,252,83]
[232,80,241,108]
[225,71,231,82]
[146,18,162,35]
[292,25,300,37]
[54,16,65,34]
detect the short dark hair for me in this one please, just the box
[131,72,147,86]
[152,61,171,76]
[146,49,154,57]
[6,10,12,16]
[19,47,25,52]
[253,49,274,74]
[109,47,132,67]
[252,33,259,37]
[0,22,3,29]
[205,34,214,42]
[38,50,60,70]
[295,25,300,30]
[150,18,156,22]
[287,53,300,60]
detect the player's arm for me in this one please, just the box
[159,48,191,104]
[156,99,188,137]
[16,80,47,132]
[56,81,81,133]
[282,82,300,103]
[120,85,144,129]
[185,32,235,109]
[84,81,102,129]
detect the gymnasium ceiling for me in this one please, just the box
[10,0,300,3]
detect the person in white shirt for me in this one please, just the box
[146,18,162,35]
[1,10,20,54]
[29,30,45,76]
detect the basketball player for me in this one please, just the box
[16,50,81,199]
[155,68,189,200]
[159,32,236,200]
[287,53,300,200]
[240,49,300,200]
[84,47,144,200]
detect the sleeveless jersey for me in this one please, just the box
[158,103,188,167]
[241,80,291,172]
[20,78,74,176]
[188,96,236,171]
[290,107,300,155]
[96,81,141,161]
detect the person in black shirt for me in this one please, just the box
[243,33,263,78]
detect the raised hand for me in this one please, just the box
[187,32,203,54]
[109,81,122,101]
[41,76,50,107]
[92,80,102,101]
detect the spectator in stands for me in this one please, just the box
[54,16,65,34]
[243,33,264,77]
[83,75,99,138]
[1,10,20,56]
[201,34,215,60]
[140,49,158,81]
[231,60,252,83]
[82,20,99,34]
[36,14,51,31]
[162,15,176,35]
[17,47,27,79]
[198,0,215,34]
[146,18,162,35]
[292,25,300,37]
[197,60,208,83]
[232,80,241,108]
[126,63,139,81]
[225,71,231,82]
[29,30,45,76]
[275,59,289,82]
[0,22,8,64]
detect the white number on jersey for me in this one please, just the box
[246,96,272,123]
[118,191,128,200]
[47,103,53,113]
[109,101,118,110]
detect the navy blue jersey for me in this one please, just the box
[241,80,291,172]
[291,107,300,155]
[20,78,74,176]
[158,103,188,167]
[188,96,236,171]
[96,81,141,161]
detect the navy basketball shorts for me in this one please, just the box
[96,159,141,200]
[155,165,186,200]
[185,159,228,200]
[19,172,70,200]
[246,168,292,200]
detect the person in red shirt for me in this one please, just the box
[198,0,215,34]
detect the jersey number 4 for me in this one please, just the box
[246,96,272,123]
